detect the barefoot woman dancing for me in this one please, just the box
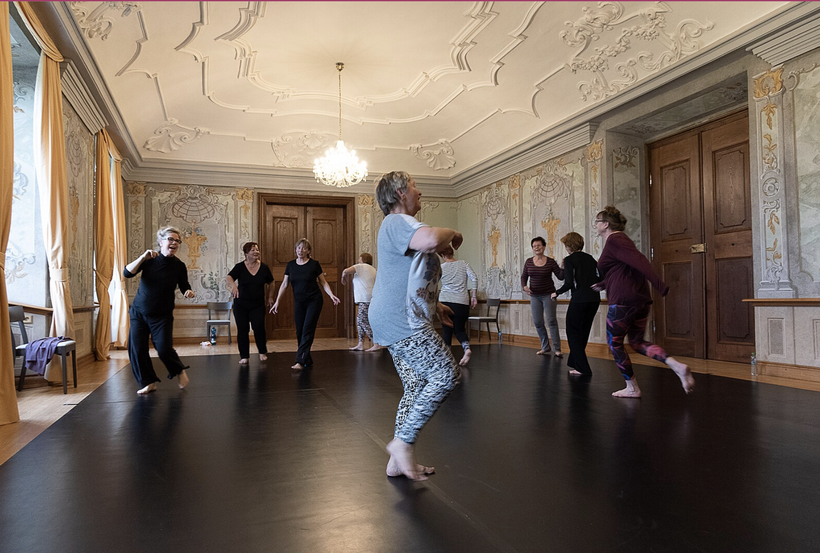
[369,171,462,481]
[593,206,695,398]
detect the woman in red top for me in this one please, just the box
[521,236,564,356]
[593,206,695,398]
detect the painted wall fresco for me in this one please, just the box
[63,98,95,308]
[792,64,820,288]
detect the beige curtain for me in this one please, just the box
[16,2,75,382]
[93,133,113,360]
[107,131,128,347]
[0,5,20,425]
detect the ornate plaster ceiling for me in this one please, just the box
[59,1,790,190]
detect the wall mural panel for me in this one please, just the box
[63,98,95,308]
[791,64,820,289]
[586,140,604,255]
[612,144,643,249]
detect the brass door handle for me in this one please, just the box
[690,243,706,254]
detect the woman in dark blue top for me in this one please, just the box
[552,232,600,376]
[270,238,340,370]
[227,242,275,365]
[124,226,195,394]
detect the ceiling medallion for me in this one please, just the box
[313,62,368,188]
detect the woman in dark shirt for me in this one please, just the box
[227,242,274,365]
[551,232,600,376]
[593,206,695,397]
[521,236,565,356]
[124,226,195,395]
[270,238,340,370]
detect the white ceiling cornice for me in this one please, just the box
[61,59,108,134]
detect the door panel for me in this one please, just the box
[307,206,345,338]
[702,114,755,362]
[261,201,348,340]
[650,134,705,358]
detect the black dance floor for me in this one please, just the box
[2,345,819,553]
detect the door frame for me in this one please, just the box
[258,193,356,339]
[647,108,752,361]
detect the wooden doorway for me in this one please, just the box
[258,194,354,340]
[648,111,755,363]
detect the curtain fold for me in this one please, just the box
[93,132,114,360]
[0,5,20,425]
[18,1,76,381]
[107,131,129,347]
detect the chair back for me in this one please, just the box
[486,298,501,318]
[207,301,232,319]
[9,306,28,348]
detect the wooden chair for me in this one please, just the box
[467,298,502,343]
[206,301,233,344]
[10,305,77,394]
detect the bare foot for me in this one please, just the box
[385,439,427,481]
[365,344,382,352]
[568,369,583,376]
[536,349,550,356]
[554,352,563,358]
[177,370,189,389]
[349,343,364,351]
[612,379,641,398]
[386,457,435,477]
[239,358,249,365]
[291,363,304,371]
[137,383,157,395]
[459,349,471,366]
[667,357,695,394]
[259,354,267,361]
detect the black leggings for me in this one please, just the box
[233,303,268,359]
[294,296,323,366]
[441,302,470,349]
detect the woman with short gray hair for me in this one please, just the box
[124,226,195,394]
[369,171,463,481]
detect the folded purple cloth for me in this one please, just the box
[24,337,68,376]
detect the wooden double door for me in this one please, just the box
[649,111,754,363]
[259,195,353,340]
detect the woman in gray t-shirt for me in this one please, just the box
[369,171,463,482]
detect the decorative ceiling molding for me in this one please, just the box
[411,140,456,171]
[69,1,141,41]
[748,10,820,66]
[61,60,108,134]
[271,131,335,169]
[563,2,714,102]
[144,119,209,153]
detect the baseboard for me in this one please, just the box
[757,361,820,382]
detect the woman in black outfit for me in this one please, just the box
[227,242,275,365]
[270,238,340,370]
[124,226,195,395]
[551,232,600,376]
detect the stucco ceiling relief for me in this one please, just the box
[144,119,209,154]
[271,131,336,169]
[411,140,456,171]
[70,1,141,42]
[562,1,714,102]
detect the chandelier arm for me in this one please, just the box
[338,68,342,141]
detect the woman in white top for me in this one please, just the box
[439,246,477,366]
[341,252,380,351]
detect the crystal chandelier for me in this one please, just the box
[313,62,368,188]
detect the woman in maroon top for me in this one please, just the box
[593,206,695,397]
[521,236,564,356]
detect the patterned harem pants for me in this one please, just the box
[606,303,670,380]
[356,302,374,343]
[387,326,460,444]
